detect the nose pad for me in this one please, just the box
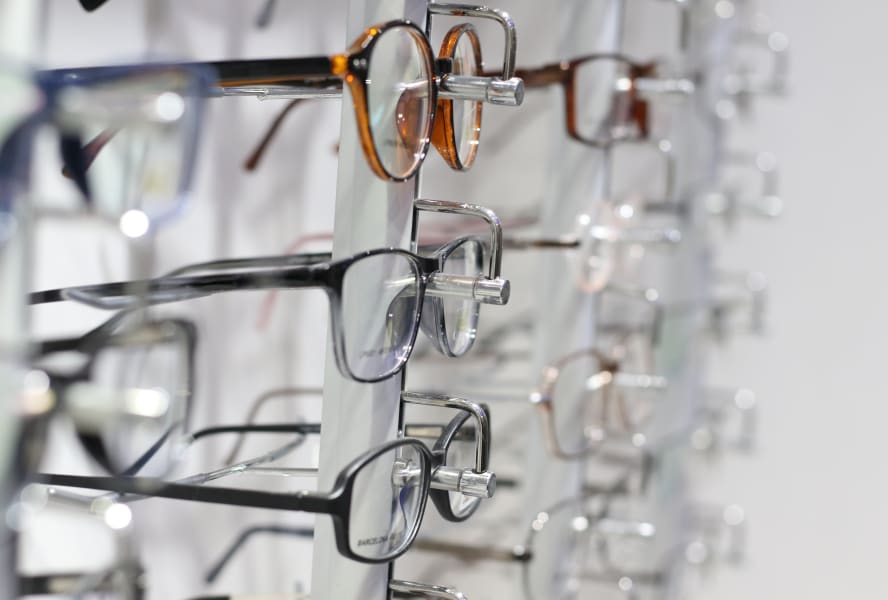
[391,458,424,488]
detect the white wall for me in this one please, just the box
[705,1,888,598]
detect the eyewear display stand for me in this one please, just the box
[310,2,427,599]
[520,2,625,599]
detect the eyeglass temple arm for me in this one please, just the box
[207,57,339,89]
[28,264,329,311]
[33,472,336,514]
[412,538,531,563]
[187,580,466,600]
[226,387,324,464]
[205,524,314,584]
[243,98,307,171]
[223,388,481,465]
[100,437,306,510]
[162,252,331,277]
[507,64,568,88]
[502,236,580,250]
[18,564,144,596]
[254,0,278,28]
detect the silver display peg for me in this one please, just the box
[309,1,428,599]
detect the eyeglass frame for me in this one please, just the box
[29,243,509,383]
[2,62,213,227]
[34,437,434,564]
[501,54,693,147]
[21,316,197,477]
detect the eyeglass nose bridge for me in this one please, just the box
[401,391,491,473]
[428,3,517,80]
[415,198,503,278]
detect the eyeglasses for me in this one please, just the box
[1,64,211,228]
[29,242,509,382]
[21,316,196,478]
[239,22,506,175]
[36,437,434,563]
[410,476,656,600]
[253,198,506,352]
[528,346,668,461]
[508,54,693,147]
[18,560,145,598]
[218,388,493,522]
[207,7,521,181]
[503,199,682,295]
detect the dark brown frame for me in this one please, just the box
[509,54,657,147]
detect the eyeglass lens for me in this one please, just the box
[348,442,427,561]
[340,252,421,381]
[366,25,433,180]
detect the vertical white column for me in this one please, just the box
[310,1,428,599]
[521,1,624,599]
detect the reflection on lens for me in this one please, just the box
[450,28,482,166]
[366,25,433,179]
[441,239,482,356]
[341,252,421,381]
[349,442,427,561]
[573,57,637,144]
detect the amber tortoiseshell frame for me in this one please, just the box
[242,23,485,175]
[512,54,657,147]
[431,23,484,170]
[209,20,438,182]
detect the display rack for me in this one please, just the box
[1,1,784,598]
[311,2,427,598]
